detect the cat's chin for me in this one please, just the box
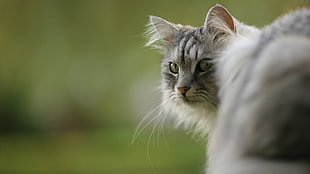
[167,97,216,137]
[161,91,216,137]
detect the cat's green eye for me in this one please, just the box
[198,58,212,72]
[169,62,179,74]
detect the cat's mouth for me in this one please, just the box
[179,95,207,105]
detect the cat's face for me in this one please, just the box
[146,4,236,134]
[161,27,218,108]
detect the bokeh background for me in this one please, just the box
[0,0,308,173]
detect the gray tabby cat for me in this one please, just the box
[146,4,258,137]
[209,8,310,174]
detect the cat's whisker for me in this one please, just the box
[132,104,162,144]
[200,94,210,103]
[146,128,156,171]
[156,109,170,149]
[154,113,162,149]
[155,114,165,150]
[194,90,213,103]
[159,111,169,146]
[147,111,164,157]
[150,109,162,141]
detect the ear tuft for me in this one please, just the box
[145,16,179,49]
[203,4,235,37]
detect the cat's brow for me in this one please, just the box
[178,30,201,63]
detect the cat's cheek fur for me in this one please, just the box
[162,72,177,88]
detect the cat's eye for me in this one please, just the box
[169,62,179,74]
[198,58,212,72]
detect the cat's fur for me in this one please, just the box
[146,4,258,137]
[209,8,310,174]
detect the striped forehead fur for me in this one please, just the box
[175,27,204,61]
[145,21,231,55]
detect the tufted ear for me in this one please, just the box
[203,4,235,36]
[146,16,180,48]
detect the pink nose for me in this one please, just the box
[177,87,190,95]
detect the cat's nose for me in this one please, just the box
[177,87,190,95]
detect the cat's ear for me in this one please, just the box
[146,16,179,48]
[203,4,235,37]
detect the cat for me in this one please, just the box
[208,7,310,174]
[145,4,259,137]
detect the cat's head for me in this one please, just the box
[146,4,238,135]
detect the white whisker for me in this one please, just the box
[132,104,161,144]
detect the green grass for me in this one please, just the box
[0,127,205,174]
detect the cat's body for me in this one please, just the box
[146,4,258,136]
[209,8,310,174]
[146,3,310,174]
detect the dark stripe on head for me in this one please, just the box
[180,35,191,62]
[186,39,196,56]
[195,48,199,60]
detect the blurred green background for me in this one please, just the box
[0,0,308,173]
